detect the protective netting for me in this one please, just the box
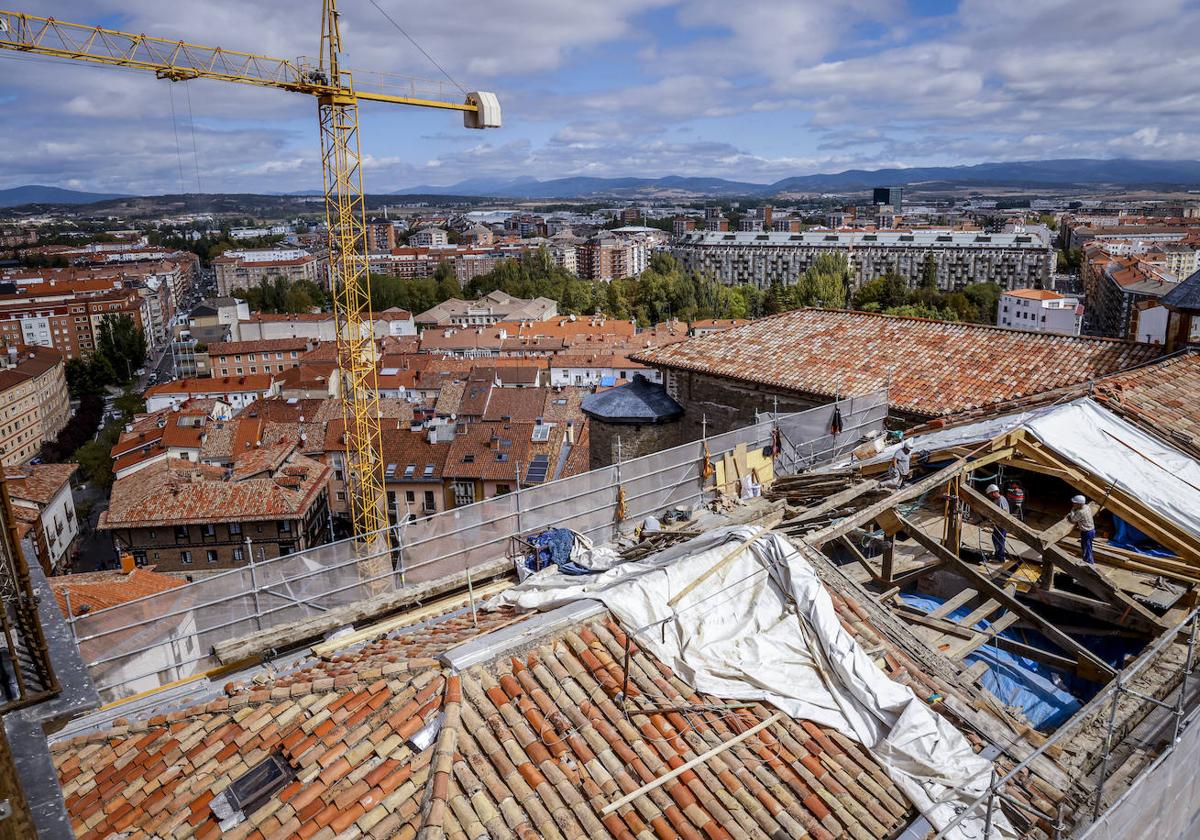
[72,391,887,702]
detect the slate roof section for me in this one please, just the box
[1160,268,1200,311]
[633,308,1164,419]
[49,603,922,840]
[582,375,684,424]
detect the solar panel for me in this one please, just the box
[525,454,550,484]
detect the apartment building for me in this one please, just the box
[100,443,331,571]
[0,345,70,465]
[0,281,152,359]
[408,227,448,248]
[213,247,330,295]
[996,289,1084,335]
[672,229,1052,291]
[365,219,397,252]
[1092,258,1179,342]
[5,462,79,574]
[143,374,275,412]
[208,338,311,377]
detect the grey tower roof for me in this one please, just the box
[581,374,683,424]
[1161,269,1200,313]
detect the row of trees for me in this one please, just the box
[231,276,330,314]
[281,246,1003,327]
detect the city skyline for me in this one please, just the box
[3,0,1200,195]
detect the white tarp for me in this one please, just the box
[854,396,1200,540]
[1026,399,1200,539]
[492,525,1012,839]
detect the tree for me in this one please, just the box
[96,314,147,384]
[920,253,939,292]
[791,253,848,308]
[764,280,785,315]
[433,261,461,301]
[854,272,910,311]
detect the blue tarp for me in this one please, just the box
[599,375,617,387]
[901,593,1081,729]
[1110,514,1174,557]
[525,528,595,575]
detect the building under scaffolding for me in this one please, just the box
[22,354,1200,838]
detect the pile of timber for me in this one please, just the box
[767,470,861,505]
[620,529,702,562]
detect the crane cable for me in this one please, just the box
[183,80,203,195]
[166,83,188,198]
[365,0,467,95]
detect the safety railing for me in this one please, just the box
[929,603,1200,840]
[67,391,888,703]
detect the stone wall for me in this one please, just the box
[589,417,682,469]
[671,370,826,441]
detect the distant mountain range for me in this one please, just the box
[5,159,1200,209]
[0,184,130,208]
[394,159,1200,199]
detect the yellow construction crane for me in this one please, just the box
[0,5,500,560]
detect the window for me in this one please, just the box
[495,484,511,496]
[174,525,189,542]
[229,522,242,536]
[202,523,216,538]
[278,520,292,534]
[206,550,218,563]
[336,491,346,501]
[405,490,415,504]
[180,551,192,564]
[424,491,436,511]
[387,491,397,510]
[233,546,244,562]
[462,453,475,463]
[404,464,415,478]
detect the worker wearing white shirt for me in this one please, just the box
[890,440,915,486]
[1067,495,1096,564]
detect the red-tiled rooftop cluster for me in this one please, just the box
[633,308,1164,418]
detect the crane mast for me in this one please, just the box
[0,4,501,571]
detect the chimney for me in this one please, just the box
[120,552,136,573]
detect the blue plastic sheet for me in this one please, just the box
[1110,515,1173,557]
[901,593,1081,729]
[526,528,595,576]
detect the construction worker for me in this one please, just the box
[1067,494,1096,564]
[890,439,915,487]
[986,484,1008,563]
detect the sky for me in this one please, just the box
[3,0,1200,194]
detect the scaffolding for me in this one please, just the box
[68,392,888,702]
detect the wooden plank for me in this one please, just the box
[959,483,1165,631]
[898,607,1079,673]
[962,660,991,684]
[1016,440,1198,561]
[948,612,1019,660]
[956,598,1000,629]
[781,480,880,526]
[802,459,970,547]
[895,511,1116,681]
[928,588,978,620]
[601,712,783,815]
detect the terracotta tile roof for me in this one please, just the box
[482,386,550,423]
[1006,289,1065,301]
[208,337,311,357]
[146,375,274,397]
[101,449,330,528]
[49,602,931,840]
[444,421,561,482]
[380,428,451,481]
[1093,349,1200,457]
[3,462,76,505]
[433,379,466,415]
[49,566,184,617]
[633,308,1164,419]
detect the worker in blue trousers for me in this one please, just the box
[1067,494,1097,564]
[986,483,1008,563]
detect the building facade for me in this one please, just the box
[213,248,330,295]
[996,289,1083,335]
[0,346,70,465]
[672,230,1052,291]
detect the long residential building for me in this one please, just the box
[0,345,71,465]
[672,229,1052,291]
[213,247,330,295]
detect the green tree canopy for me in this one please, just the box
[790,252,848,308]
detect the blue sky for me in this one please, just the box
[3,0,1199,194]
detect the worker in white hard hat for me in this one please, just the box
[890,439,915,487]
[1067,494,1096,564]
[986,483,1009,563]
